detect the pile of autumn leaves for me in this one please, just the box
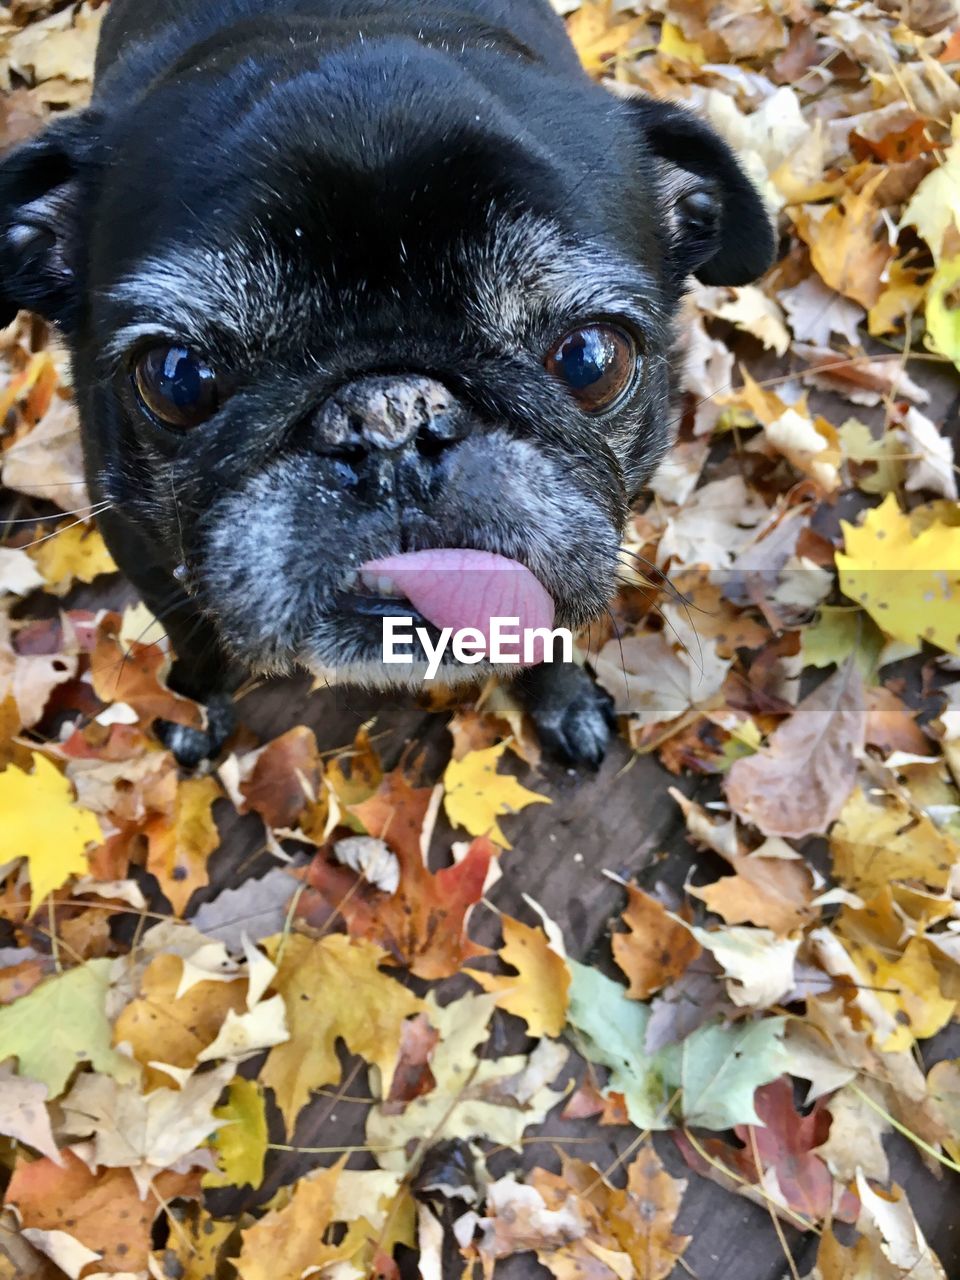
[1,0,960,1278]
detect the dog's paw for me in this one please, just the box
[154,692,236,768]
[517,663,617,769]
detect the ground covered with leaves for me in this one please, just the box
[0,1,959,1278]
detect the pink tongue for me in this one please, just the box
[360,549,554,654]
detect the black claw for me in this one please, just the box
[154,692,236,767]
[513,663,617,768]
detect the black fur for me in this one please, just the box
[0,0,775,761]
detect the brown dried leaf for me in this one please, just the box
[725,660,865,837]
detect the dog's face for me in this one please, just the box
[0,34,773,682]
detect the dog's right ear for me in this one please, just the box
[0,112,102,332]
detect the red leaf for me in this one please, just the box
[297,768,497,978]
[677,1078,859,1224]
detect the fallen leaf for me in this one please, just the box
[566,0,651,72]
[60,1064,234,1194]
[150,1205,237,1280]
[466,914,570,1036]
[830,785,958,893]
[300,770,498,978]
[676,1076,858,1224]
[0,958,136,1096]
[779,274,864,347]
[145,775,222,915]
[690,925,799,1008]
[0,547,43,598]
[899,406,958,500]
[566,960,787,1129]
[0,1061,61,1163]
[795,172,894,307]
[443,741,550,847]
[473,1145,690,1280]
[27,522,117,597]
[611,886,701,998]
[900,135,960,261]
[0,752,101,914]
[206,1076,268,1190]
[691,852,817,935]
[367,992,568,1168]
[816,1083,891,1183]
[5,1149,197,1275]
[189,865,296,951]
[261,933,423,1125]
[196,994,289,1063]
[837,493,960,653]
[713,285,790,354]
[238,725,322,830]
[925,252,960,371]
[90,612,202,730]
[725,660,865,837]
[112,951,247,1084]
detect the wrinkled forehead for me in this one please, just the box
[93,60,665,368]
[99,202,663,370]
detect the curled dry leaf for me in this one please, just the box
[725,660,865,837]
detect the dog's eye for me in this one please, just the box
[133,345,221,429]
[544,324,638,414]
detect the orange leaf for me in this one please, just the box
[145,775,222,915]
[795,172,894,308]
[90,612,202,730]
[690,855,817,936]
[240,725,322,829]
[299,768,497,979]
[5,1149,199,1273]
[612,886,701,999]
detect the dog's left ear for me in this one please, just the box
[0,112,103,332]
[627,96,775,286]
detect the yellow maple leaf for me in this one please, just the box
[830,787,958,895]
[868,257,926,337]
[0,752,102,913]
[113,952,247,1088]
[145,775,222,916]
[466,915,570,1037]
[658,19,705,64]
[261,933,423,1125]
[27,522,117,597]
[443,741,550,848]
[925,253,960,371]
[836,492,960,654]
[566,0,652,74]
[206,1077,268,1190]
[236,1159,369,1280]
[795,172,893,309]
[845,937,955,1053]
[900,134,960,263]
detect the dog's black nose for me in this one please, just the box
[310,375,466,460]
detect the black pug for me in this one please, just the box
[0,0,774,766]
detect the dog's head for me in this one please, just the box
[0,25,774,681]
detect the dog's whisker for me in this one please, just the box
[9,503,113,551]
[0,501,114,525]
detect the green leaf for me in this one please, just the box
[0,959,139,1097]
[206,1077,268,1190]
[660,1016,788,1129]
[566,960,668,1129]
[801,605,883,680]
[566,960,787,1130]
